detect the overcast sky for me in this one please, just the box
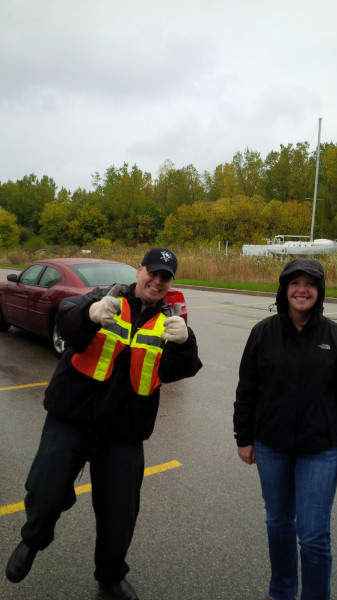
[1,0,337,193]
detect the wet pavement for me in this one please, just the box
[1,280,337,599]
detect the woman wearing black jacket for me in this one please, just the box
[234,258,337,600]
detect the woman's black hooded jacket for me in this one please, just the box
[234,259,337,453]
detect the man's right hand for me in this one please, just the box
[89,296,121,326]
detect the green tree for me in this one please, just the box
[211,195,267,246]
[153,159,175,211]
[205,163,237,202]
[262,199,312,239]
[264,143,314,203]
[321,144,337,197]
[92,163,167,243]
[288,142,314,201]
[0,174,56,234]
[154,163,205,214]
[39,202,73,245]
[68,206,108,245]
[93,163,153,231]
[161,202,213,246]
[232,149,265,197]
[319,144,337,236]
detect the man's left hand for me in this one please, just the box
[162,316,188,344]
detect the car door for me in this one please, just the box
[27,266,62,336]
[4,264,46,328]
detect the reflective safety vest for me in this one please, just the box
[71,297,167,396]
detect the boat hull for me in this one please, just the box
[268,239,337,256]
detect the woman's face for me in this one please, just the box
[287,273,319,319]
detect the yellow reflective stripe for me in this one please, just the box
[92,298,131,381]
[131,318,166,352]
[92,335,118,381]
[131,313,167,395]
[138,349,159,396]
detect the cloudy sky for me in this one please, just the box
[1,0,337,193]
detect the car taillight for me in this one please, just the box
[170,290,185,305]
[164,289,187,324]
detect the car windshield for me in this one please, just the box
[69,263,137,287]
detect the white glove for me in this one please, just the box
[89,296,121,327]
[161,316,188,344]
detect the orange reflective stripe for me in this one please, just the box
[71,297,167,394]
[71,297,131,381]
[130,347,146,393]
[120,297,131,322]
[71,331,107,376]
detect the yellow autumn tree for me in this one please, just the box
[0,207,20,248]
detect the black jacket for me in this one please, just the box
[44,283,202,442]
[234,259,337,453]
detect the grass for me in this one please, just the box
[175,278,278,292]
[0,263,27,269]
[325,288,337,298]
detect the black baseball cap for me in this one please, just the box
[141,247,178,279]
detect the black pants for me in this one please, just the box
[21,412,144,583]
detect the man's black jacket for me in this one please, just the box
[44,283,202,441]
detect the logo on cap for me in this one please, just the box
[160,251,173,263]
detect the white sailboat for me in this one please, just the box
[266,235,337,256]
[267,118,337,256]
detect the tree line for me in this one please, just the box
[0,140,337,250]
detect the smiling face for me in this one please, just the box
[287,273,319,322]
[134,265,173,306]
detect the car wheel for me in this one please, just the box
[0,305,10,331]
[52,317,65,357]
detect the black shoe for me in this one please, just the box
[99,578,139,600]
[5,541,38,583]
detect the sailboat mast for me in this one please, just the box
[310,117,322,242]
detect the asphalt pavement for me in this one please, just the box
[1,281,337,599]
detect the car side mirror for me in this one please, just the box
[7,274,18,282]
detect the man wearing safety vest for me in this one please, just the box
[6,247,202,600]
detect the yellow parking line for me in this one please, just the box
[0,382,48,391]
[143,459,182,476]
[0,501,25,516]
[0,460,182,517]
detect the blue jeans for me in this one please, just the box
[254,440,337,600]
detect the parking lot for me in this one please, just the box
[2,284,337,599]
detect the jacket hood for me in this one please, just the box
[275,258,325,315]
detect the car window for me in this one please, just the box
[38,267,62,288]
[20,265,46,285]
[69,263,137,287]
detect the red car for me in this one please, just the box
[0,258,187,356]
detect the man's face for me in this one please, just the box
[135,265,173,306]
